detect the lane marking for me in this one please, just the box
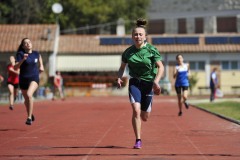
[81,112,123,160]
[173,120,209,160]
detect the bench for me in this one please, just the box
[65,82,93,87]
[65,82,112,88]
[198,86,210,95]
[231,86,240,94]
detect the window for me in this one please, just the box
[189,61,205,71]
[195,18,203,33]
[178,18,186,34]
[221,61,239,70]
[221,61,229,70]
[198,62,205,70]
[148,19,165,34]
[217,17,237,33]
[189,62,195,70]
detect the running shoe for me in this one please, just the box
[133,140,142,149]
[178,111,182,116]
[184,101,189,109]
[32,115,35,122]
[25,118,32,125]
[9,106,14,110]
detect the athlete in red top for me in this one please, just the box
[0,74,4,86]
[7,56,20,110]
[52,71,65,100]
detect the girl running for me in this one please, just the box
[7,56,20,110]
[14,38,44,125]
[173,54,190,116]
[117,18,164,149]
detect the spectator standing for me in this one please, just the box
[52,71,65,101]
[210,67,218,102]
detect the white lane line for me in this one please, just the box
[81,113,123,160]
[173,120,209,160]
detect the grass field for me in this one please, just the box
[196,101,240,121]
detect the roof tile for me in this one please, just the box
[58,34,240,54]
[0,24,57,53]
[1,24,239,54]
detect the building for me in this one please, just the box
[148,0,240,34]
[146,0,240,94]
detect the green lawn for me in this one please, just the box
[196,101,240,121]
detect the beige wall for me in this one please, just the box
[190,71,209,95]
[221,71,240,93]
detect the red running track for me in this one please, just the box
[0,96,239,160]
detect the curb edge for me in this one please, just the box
[190,104,240,125]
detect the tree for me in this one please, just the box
[0,0,56,24]
[0,0,150,34]
[189,73,198,95]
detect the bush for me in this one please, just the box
[189,73,198,94]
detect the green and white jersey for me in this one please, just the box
[122,43,162,82]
